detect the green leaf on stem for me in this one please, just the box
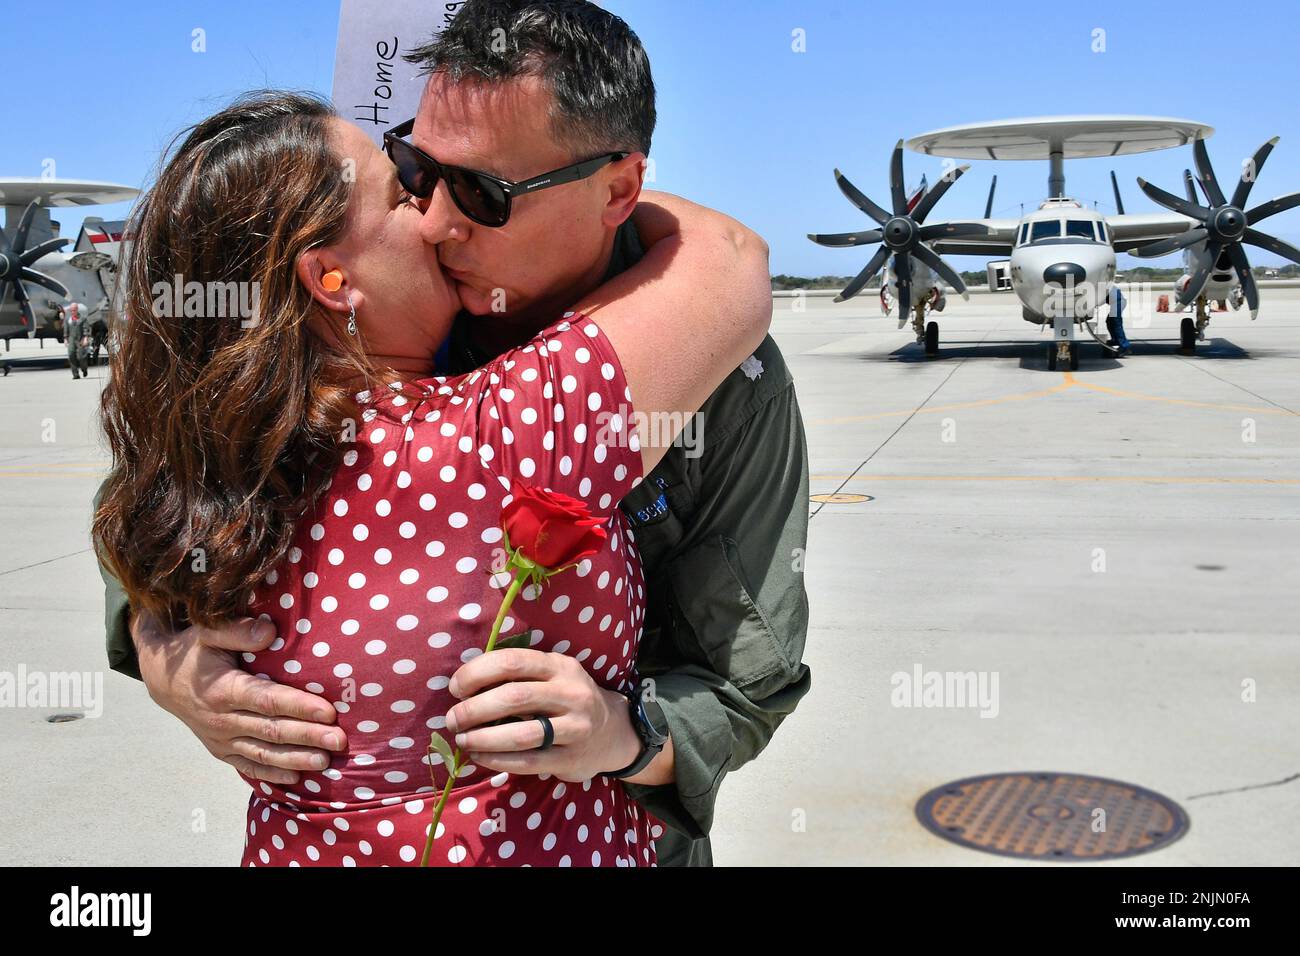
[428,731,457,772]
[492,630,534,651]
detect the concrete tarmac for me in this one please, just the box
[1,286,1297,865]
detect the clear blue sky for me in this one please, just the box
[5,0,1297,274]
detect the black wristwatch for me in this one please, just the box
[606,680,670,779]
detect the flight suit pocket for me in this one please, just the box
[666,534,797,699]
[623,475,690,576]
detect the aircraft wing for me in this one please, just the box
[925,218,1019,257]
[1104,212,1200,254]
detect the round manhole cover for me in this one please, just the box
[809,493,874,504]
[916,772,1189,861]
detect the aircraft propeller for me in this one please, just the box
[0,200,70,336]
[1130,136,1300,318]
[808,140,987,314]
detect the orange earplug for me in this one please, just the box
[321,269,344,293]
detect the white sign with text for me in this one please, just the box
[333,0,468,144]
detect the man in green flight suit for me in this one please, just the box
[98,0,810,866]
[64,302,91,379]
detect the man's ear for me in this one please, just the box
[602,152,647,229]
[295,249,351,315]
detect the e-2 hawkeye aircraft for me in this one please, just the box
[0,178,138,346]
[808,116,1300,368]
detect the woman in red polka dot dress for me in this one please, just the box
[244,315,663,867]
[94,95,772,866]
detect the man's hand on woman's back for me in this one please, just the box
[131,611,347,784]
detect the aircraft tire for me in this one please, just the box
[1180,317,1196,355]
[924,321,939,357]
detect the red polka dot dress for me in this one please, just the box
[239,315,665,866]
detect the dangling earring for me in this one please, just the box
[346,293,357,336]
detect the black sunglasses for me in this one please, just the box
[382,118,628,228]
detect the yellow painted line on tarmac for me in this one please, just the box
[811,474,1300,485]
[809,376,1074,425]
[809,372,1297,425]
[1068,375,1297,415]
[0,460,106,478]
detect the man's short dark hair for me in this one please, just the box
[404,0,656,157]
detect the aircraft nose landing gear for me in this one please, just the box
[1047,339,1078,371]
[1048,310,1080,370]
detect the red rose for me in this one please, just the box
[501,483,608,570]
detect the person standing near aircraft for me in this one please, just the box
[1104,282,1131,356]
[64,302,90,378]
[89,313,108,364]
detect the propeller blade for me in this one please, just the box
[834,244,891,303]
[20,236,70,266]
[1244,191,1300,225]
[911,243,969,300]
[1137,177,1210,221]
[1129,226,1209,258]
[889,140,906,217]
[1242,227,1300,267]
[1230,137,1279,211]
[1177,246,1219,308]
[1110,170,1125,215]
[894,251,912,316]
[10,276,37,333]
[20,268,69,299]
[910,164,970,224]
[13,200,45,256]
[807,229,883,248]
[1192,136,1226,207]
[1226,242,1259,319]
[983,175,997,219]
[833,169,890,226]
[1183,169,1198,204]
[0,228,9,254]
[918,221,989,242]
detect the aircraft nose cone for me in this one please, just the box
[1043,262,1086,286]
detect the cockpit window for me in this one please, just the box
[1065,220,1097,241]
[1029,220,1061,243]
[1097,221,1109,243]
[1018,222,1029,246]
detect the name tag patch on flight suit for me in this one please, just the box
[628,475,671,527]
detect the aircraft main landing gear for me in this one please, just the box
[912,302,938,357]
[1181,296,1209,355]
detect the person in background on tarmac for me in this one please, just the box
[1104,281,1131,357]
[65,302,91,379]
[89,314,109,364]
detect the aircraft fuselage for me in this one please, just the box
[1008,198,1116,324]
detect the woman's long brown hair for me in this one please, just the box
[94,91,375,629]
